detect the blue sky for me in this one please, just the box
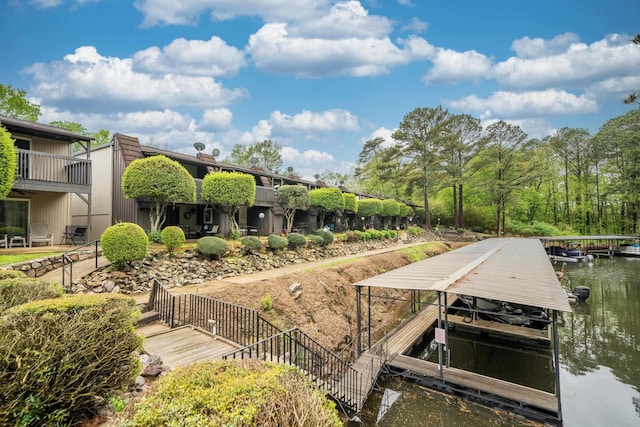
[2,0,639,179]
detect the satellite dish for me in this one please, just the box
[250,157,258,165]
[212,148,220,157]
[193,142,205,152]
[314,174,320,180]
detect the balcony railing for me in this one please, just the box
[14,149,91,191]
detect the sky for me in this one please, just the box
[2,0,639,180]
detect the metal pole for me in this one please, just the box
[437,291,443,377]
[444,292,449,368]
[367,286,371,350]
[356,286,361,355]
[553,310,563,422]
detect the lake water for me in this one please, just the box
[360,256,640,426]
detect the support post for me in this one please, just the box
[367,286,372,350]
[356,286,362,355]
[553,310,563,422]
[437,291,443,377]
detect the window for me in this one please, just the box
[0,199,30,238]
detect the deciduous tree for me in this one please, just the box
[309,187,343,229]
[0,84,41,121]
[276,185,310,233]
[122,155,196,232]
[0,125,17,198]
[201,171,256,234]
[228,139,283,173]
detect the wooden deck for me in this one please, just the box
[446,314,550,342]
[138,324,239,368]
[388,354,558,413]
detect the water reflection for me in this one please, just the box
[361,257,640,426]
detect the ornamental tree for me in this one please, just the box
[309,187,344,229]
[343,193,358,213]
[381,199,400,229]
[357,198,383,228]
[122,155,196,233]
[201,171,256,234]
[276,185,309,233]
[0,125,17,199]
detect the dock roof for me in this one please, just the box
[354,237,572,312]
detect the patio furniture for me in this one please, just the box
[61,226,87,245]
[200,224,219,236]
[10,235,27,248]
[29,223,54,247]
[0,234,8,248]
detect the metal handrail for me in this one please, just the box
[61,240,100,292]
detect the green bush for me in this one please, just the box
[261,294,273,312]
[388,230,397,239]
[123,360,341,427]
[381,230,390,239]
[366,229,381,240]
[0,277,63,312]
[267,234,288,251]
[242,235,264,252]
[197,236,229,259]
[102,223,149,268]
[287,232,306,249]
[345,230,359,242]
[161,226,185,253]
[407,225,422,236]
[147,231,162,243]
[306,235,324,247]
[354,230,367,241]
[0,294,142,426]
[315,229,334,246]
[0,270,26,280]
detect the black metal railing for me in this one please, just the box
[149,278,281,346]
[223,328,363,414]
[61,240,101,292]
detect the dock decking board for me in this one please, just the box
[446,314,551,342]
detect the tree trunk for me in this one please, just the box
[452,184,458,229]
[458,183,464,228]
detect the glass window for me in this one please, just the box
[0,199,29,238]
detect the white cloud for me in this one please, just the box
[423,48,492,84]
[134,0,330,27]
[402,17,428,33]
[492,34,640,90]
[360,127,396,148]
[270,109,359,132]
[448,89,598,119]
[25,46,247,113]
[511,33,581,59]
[247,24,432,77]
[26,0,64,8]
[133,37,246,77]
[201,108,233,130]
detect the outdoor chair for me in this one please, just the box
[0,234,7,248]
[29,223,54,247]
[62,226,87,245]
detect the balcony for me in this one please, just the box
[13,149,91,193]
[194,179,276,206]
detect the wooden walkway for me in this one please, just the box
[446,314,550,342]
[138,324,240,369]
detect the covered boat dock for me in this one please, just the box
[540,235,639,258]
[353,237,571,424]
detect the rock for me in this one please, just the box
[103,280,115,292]
[289,282,302,299]
[140,354,166,377]
[134,375,146,389]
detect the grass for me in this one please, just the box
[0,252,64,266]
[302,256,364,272]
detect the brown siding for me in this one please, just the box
[112,135,139,225]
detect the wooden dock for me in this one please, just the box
[388,354,558,413]
[138,324,240,368]
[446,314,550,342]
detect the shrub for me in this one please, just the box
[355,230,367,241]
[0,294,142,426]
[345,230,359,242]
[0,277,63,312]
[287,232,306,249]
[267,234,288,251]
[161,226,185,253]
[261,294,273,312]
[122,360,341,427]
[102,222,149,268]
[0,270,26,280]
[388,230,397,239]
[197,236,229,259]
[407,225,422,236]
[147,231,162,243]
[306,234,324,247]
[315,229,334,246]
[242,235,264,252]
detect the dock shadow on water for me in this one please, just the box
[360,257,640,426]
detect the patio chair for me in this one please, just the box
[61,226,87,245]
[29,223,54,247]
[0,234,7,248]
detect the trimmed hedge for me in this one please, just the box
[0,294,142,426]
[123,360,341,427]
[241,236,264,252]
[315,229,334,246]
[101,222,149,267]
[197,236,229,259]
[306,234,324,247]
[0,277,63,312]
[161,226,185,253]
[267,234,288,251]
[287,232,306,249]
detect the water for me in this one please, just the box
[360,257,640,426]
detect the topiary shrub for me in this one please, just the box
[101,222,149,269]
[0,277,63,312]
[345,231,359,242]
[0,294,142,426]
[306,234,324,247]
[161,226,185,253]
[241,235,264,253]
[315,229,334,246]
[267,234,288,251]
[407,225,422,236]
[287,232,306,249]
[355,230,367,241]
[381,230,390,239]
[122,360,341,427]
[197,236,229,259]
[0,270,26,280]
